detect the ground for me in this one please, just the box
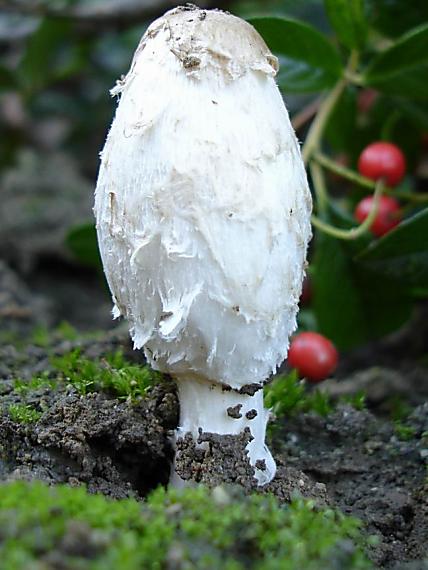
[0,250,427,568]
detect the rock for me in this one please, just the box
[0,150,92,271]
[0,260,51,335]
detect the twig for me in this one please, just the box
[314,152,428,202]
[311,179,385,240]
[302,78,347,165]
[291,97,322,132]
[302,50,359,165]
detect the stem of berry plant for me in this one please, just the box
[310,161,329,213]
[291,96,322,131]
[302,49,427,241]
[302,52,360,221]
[314,152,428,203]
[302,78,348,167]
[302,51,359,167]
[310,179,385,240]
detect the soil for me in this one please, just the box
[0,257,427,569]
[273,404,427,569]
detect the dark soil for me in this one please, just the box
[0,259,427,569]
[273,404,427,569]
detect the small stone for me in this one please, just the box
[227,404,243,419]
[246,409,258,420]
[212,486,231,506]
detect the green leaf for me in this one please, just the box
[393,99,428,131]
[325,86,357,152]
[367,65,428,101]
[324,0,367,50]
[65,223,102,270]
[18,18,88,92]
[312,206,412,350]
[365,24,428,100]
[248,16,343,93]
[356,208,428,288]
[366,0,428,38]
[0,66,16,89]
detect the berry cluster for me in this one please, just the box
[354,141,406,237]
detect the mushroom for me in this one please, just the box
[94,5,312,486]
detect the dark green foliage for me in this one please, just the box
[51,349,161,400]
[312,205,413,350]
[248,16,342,92]
[364,23,428,100]
[367,0,428,38]
[324,0,367,50]
[66,223,102,270]
[325,87,358,154]
[0,481,372,570]
[18,20,80,93]
[357,208,428,288]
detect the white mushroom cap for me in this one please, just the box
[95,5,311,390]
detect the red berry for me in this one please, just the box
[354,195,401,237]
[358,142,406,186]
[288,332,338,383]
[357,89,378,114]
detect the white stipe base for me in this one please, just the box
[172,377,276,486]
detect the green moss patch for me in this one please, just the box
[264,371,334,419]
[0,481,372,570]
[50,349,161,400]
[264,371,368,423]
[7,403,42,424]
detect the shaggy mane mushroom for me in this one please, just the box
[94,4,312,486]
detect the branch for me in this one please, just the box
[311,179,386,240]
[291,97,321,132]
[314,152,428,203]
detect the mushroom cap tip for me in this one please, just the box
[142,4,278,78]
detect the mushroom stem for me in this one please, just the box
[173,377,276,486]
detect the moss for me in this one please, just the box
[55,321,81,341]
[264,371,334,420]
[0,330,25,347]
[394,422,417,441]
[341,391,367,411]
[388,396,412,422]
[30,321,105,348]
[51,349,161,400]
[13,374,56,395]
[264,372,369,424]
[30,324,51,347]
[7,403,42,424]
[0,481,372,570]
